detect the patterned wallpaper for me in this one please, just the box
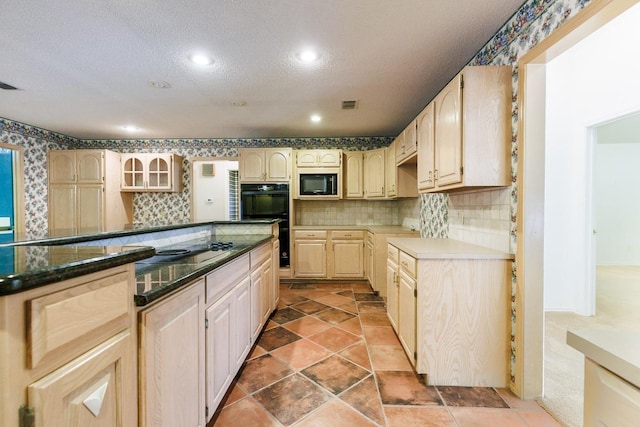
[0,0,598,387]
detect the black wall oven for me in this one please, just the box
[240,183,289,267]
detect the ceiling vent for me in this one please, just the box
[341,100,359,110]
[0,81,18,90]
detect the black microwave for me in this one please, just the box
[299,173,338,196]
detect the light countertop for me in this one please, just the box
[386,237,514,260]
[567,329,640,388]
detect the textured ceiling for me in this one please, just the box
[0,0,525,140]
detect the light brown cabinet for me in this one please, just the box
[365,232,375,285]
[0,264,138,427]
[343,151,364,198]
[386,242,511,386]
[293,230,328,278]
[385,143,397,197]
[293,230,364,279]
[250,244,273,341]
[418,66,511,193]
[121,153,183,192]
[239,148,292,182]
[363,148,386,198]
[296,149,342,167]
[48,150,132,232]
[139,280,206,427]
[328,230,364,278]
[386,245,399,331]
[396,119,417,164]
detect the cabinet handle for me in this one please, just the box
[393,272,397,283]
[434,169,439,181]
[428,171,433,182]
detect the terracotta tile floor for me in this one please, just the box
[209,283,561,427]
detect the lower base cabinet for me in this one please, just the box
[386,242,510,387]
[139,281,206,427]
[0,265,138,427]
[139,241,277,425]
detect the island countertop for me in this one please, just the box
[0,244,155,295]
[133,234,272,306]
[386,237,514,260]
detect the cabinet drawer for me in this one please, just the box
[250,243,271,268]
[332,230,364,240]
[206,254,250,304]
[387,244,399,263]
[399,252,417,278]
[294,230,327,239]
[27,271,131,370]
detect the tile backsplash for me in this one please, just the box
[447,188,511,252]
[295,198,420,226]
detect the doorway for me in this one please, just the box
[190,158,239,222]
[0,143,25,242]
[516,0,640,411]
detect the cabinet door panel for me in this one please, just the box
[76,151,104,183]
[49,151,76,184]
[233,277,252,370]
[49,185,77,231]
[206,291,233,417]
[364,149,385,198]
[240,150,265,181]
[266,149,291,181]
[294,241,326,277]
[344,152,364,198]
[386,259,398,331]
[435,76,463,187]
[77,185,104,230]
[398,271,416,366]
[417,102,436,190]
[28,331,136,427]
[331,241,363,278]
[140,283,205,427]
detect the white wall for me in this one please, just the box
[192,160,238,221]
[595,142,640,265]
[544,4,640,312]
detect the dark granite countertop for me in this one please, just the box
[0,245,155,296]
[134,234,273,306]
[2,219,280,247]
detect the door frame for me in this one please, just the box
[515,0,639,399]
[0,142,25,235]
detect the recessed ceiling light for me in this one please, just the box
[189,53,214,66]
[122,125,140,132]
[298,49,319,63]
[310,114,322,123]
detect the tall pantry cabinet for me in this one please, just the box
[48,150,133,232]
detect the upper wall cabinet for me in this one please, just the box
[295,149,342,167]
[121,153,184,192]
[396,119,417,165]
[239,148,292,183]
[343,151,364,199]
[418,66,512,193]
[363,148,386,198]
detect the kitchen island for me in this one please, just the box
[0,220,279,427]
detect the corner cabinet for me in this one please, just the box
[121,153,184,192]
[0,265,138,427]
[239,148,292,182]
[418,66,512,193]
[48,149,133,232]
